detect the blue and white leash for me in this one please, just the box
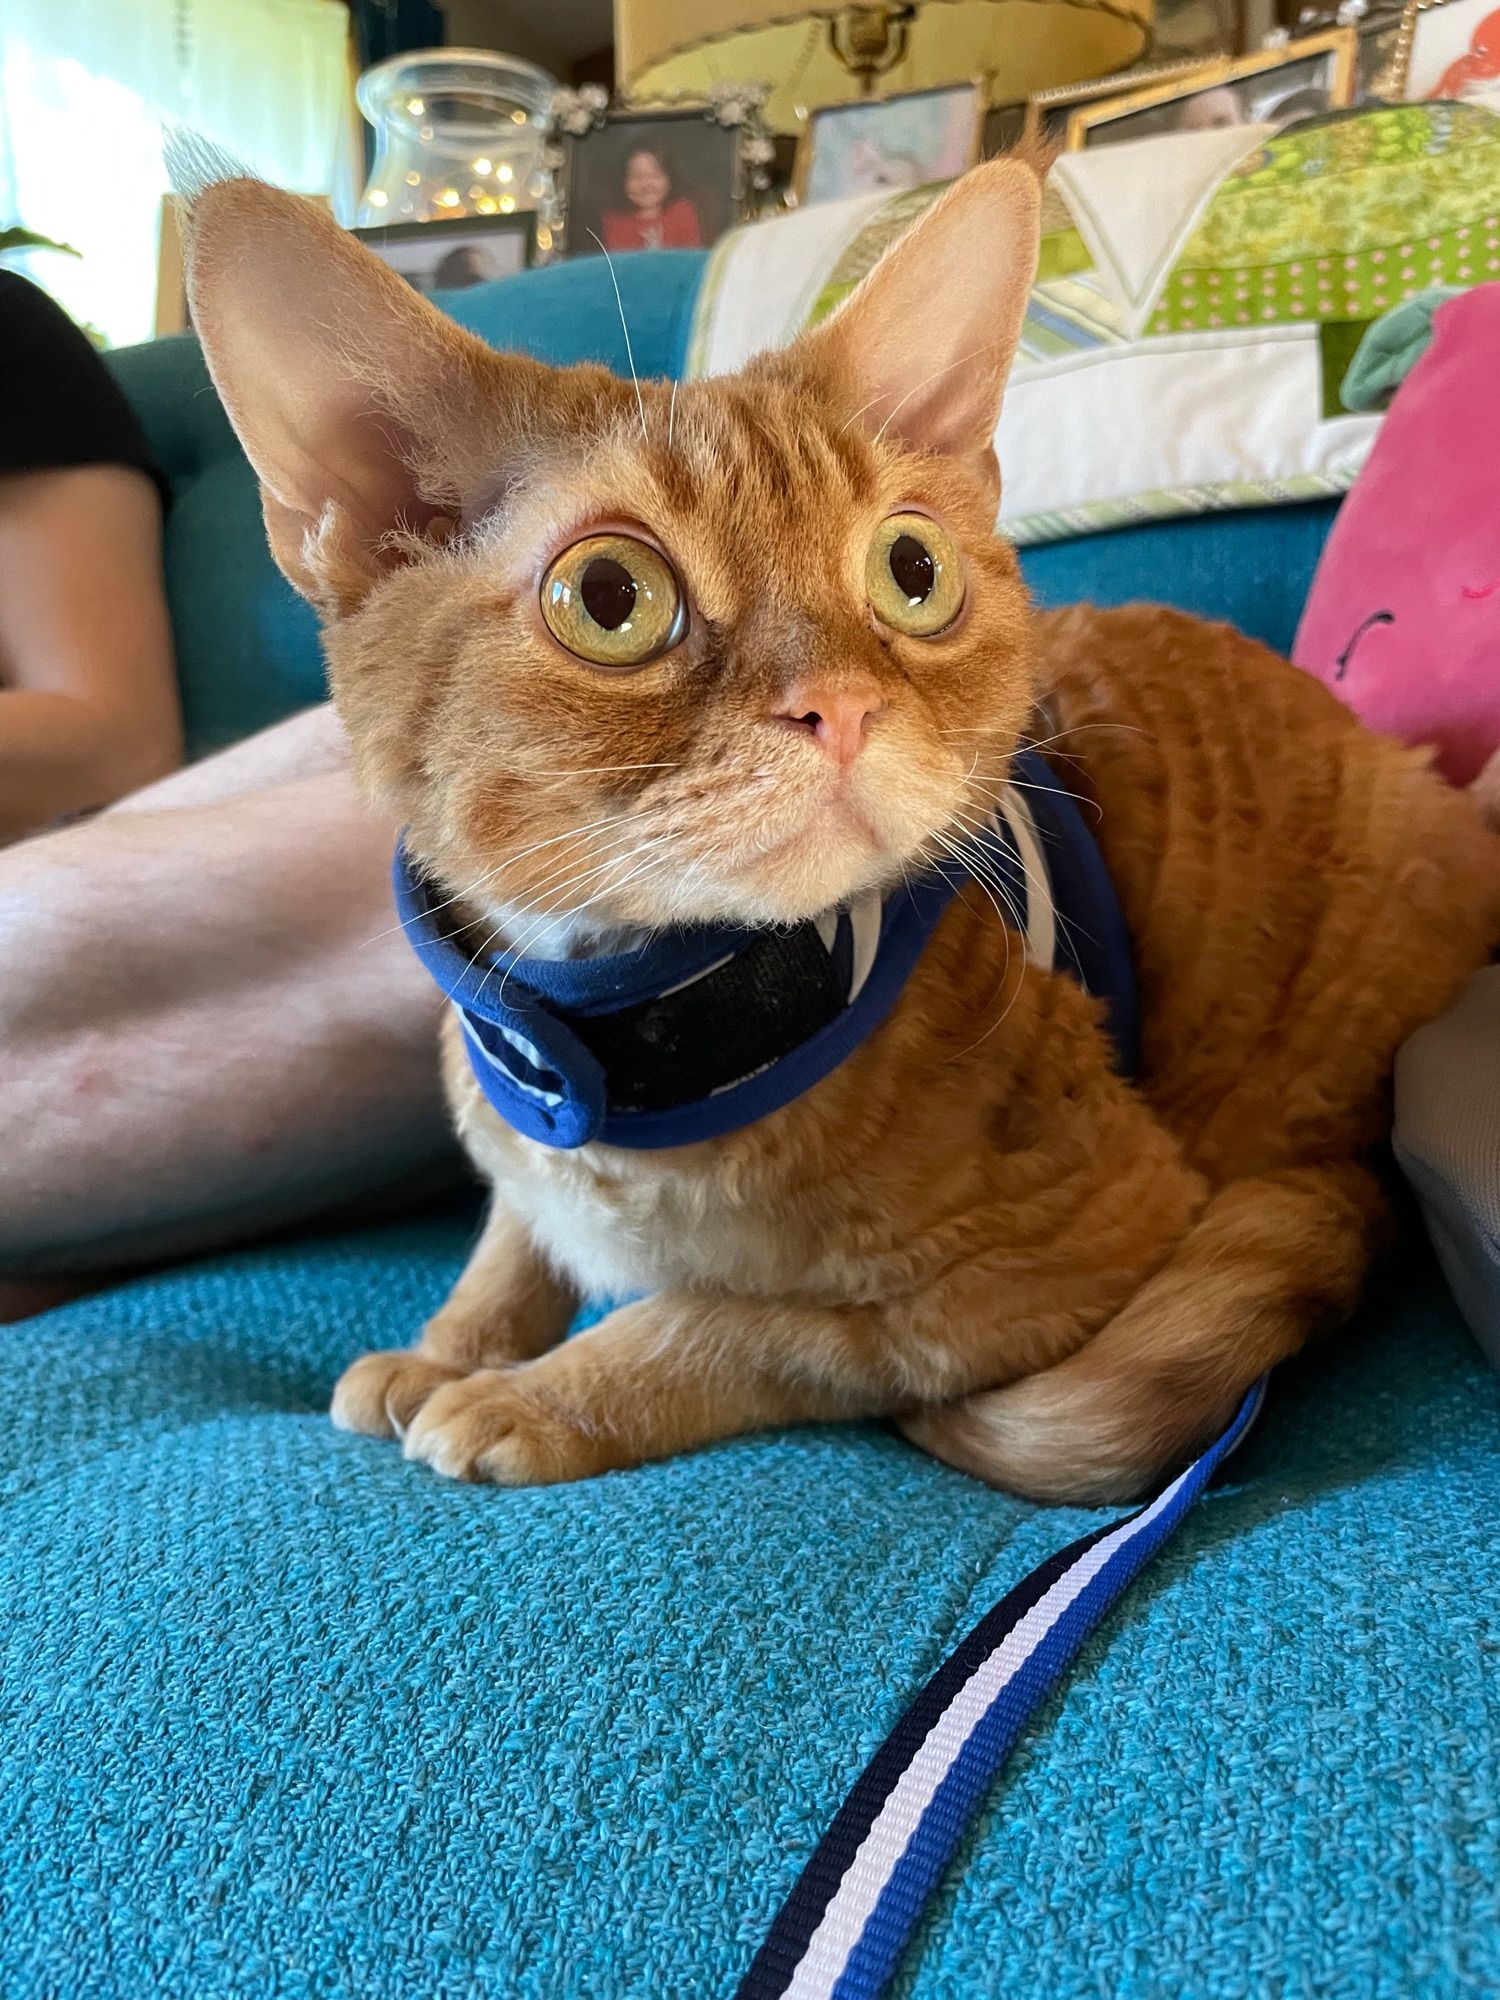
[736,1378,1268,2000]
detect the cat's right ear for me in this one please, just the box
[186,179,526,614]
[794,152,1042,505]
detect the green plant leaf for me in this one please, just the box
[0,226,81,257]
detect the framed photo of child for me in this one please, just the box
[560,111,742,257]
[793,83,985,206]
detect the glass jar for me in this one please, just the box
[356,49,559,233]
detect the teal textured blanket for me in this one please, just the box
[3,1212,1497,1997]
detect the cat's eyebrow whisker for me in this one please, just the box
[667,377,679,453]
[590,231,648,443]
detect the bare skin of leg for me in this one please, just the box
[330,1201,580,1437]
[0,703,454,1321]
[0,464,183,842]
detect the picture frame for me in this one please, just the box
[1064,30,1360,148]
[1389,0,1500,102]
[1022,59,1228,150]
[556,107,750,257]
[154,195,194,337]
[792,82,986,207]
[154,196,528,335]
[350,211,536,296]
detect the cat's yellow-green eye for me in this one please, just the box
[540,534,685,669]
[865,514,964,637]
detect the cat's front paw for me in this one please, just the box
[400,1369,613,1486]
[330,1349,466,1440]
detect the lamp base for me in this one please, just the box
[827,5,918,92]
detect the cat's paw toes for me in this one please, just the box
[330,1350,466,1441]
[401,1371,606,1486]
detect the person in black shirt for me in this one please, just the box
[0,273,182,838]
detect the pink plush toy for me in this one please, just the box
[1294,284,1500,816]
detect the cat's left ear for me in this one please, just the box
[797,154,1041,503]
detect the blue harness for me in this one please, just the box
[394,747,1138,1149]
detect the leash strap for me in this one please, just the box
[735,1379,1267,2000]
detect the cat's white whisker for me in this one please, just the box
[530,761,683,778]
[927,827,1018,1048]
[961,768,1104,825]
[950,802,1095,965]
[590,232,648,443]
[489,839,671,1003]
[432,825,663,983]
[667,376,679,453]
[361,808,657,950]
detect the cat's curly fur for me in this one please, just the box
[187,160,1500,1502]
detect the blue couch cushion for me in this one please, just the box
[1023,499,1342,661]
[3,1219,1496,1997]
[104,250,707,758]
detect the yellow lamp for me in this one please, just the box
[616,0,1155,132]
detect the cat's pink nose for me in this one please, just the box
[772,680,886,768]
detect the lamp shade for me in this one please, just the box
[616,0,1154,132]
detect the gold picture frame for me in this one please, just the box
[1022,59,1229,149]
[792,81,986,207]
[153,196,193,337]
[1064,30,1360,149]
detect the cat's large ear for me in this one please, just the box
[799,154,1041,503]
[186,178,533,614]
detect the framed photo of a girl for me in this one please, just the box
[561,111,740,258]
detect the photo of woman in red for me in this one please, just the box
[600,146,704,252]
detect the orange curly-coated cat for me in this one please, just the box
[187,160,1500,1502]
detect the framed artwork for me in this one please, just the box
[1391,0,1500,100]
[1064,31,1360,148]
[558,109,744,256]
[350,212,536,295]
[1023,59,1226,149]
[793,83,985,206]
[154,198,528,334]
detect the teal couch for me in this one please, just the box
[4,251,1496,2000]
